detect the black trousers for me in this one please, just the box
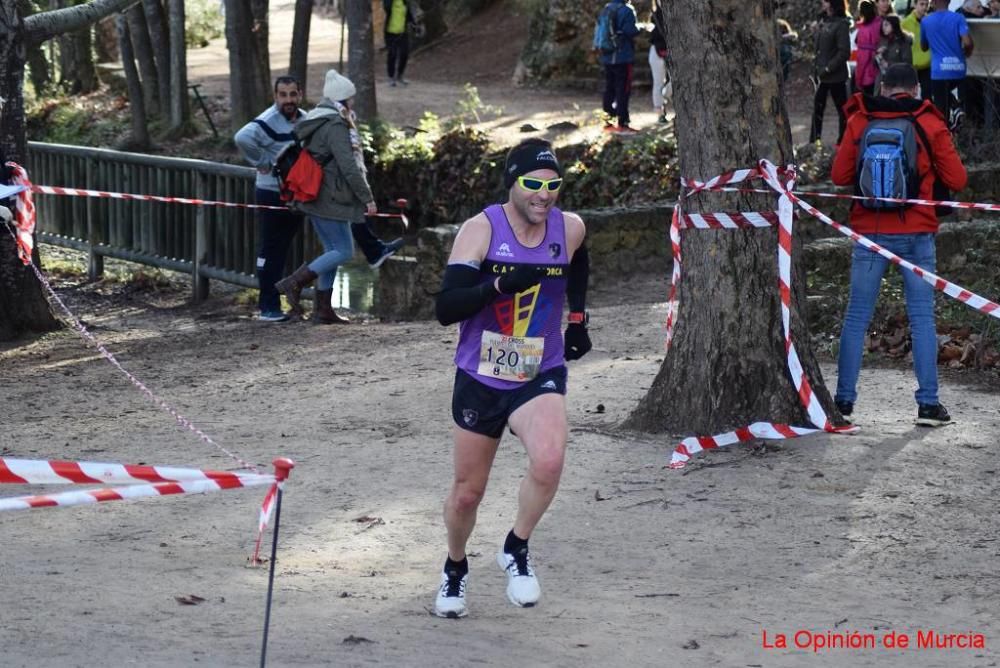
[255,188,303,313]
[917,68,932,101]
[350,222,386,264]
[386,32,410,79]
[931,78,966,122]
[602,63,634,127]
[810,80,849,144]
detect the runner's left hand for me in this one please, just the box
[564,323,592,360]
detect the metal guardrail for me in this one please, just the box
[26,141,324,301]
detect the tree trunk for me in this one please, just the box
[92,14,116,61]
[625,0,838,434]
[116,12,149,148]
[345,0,375,119]
[55,0,99,93]
[0,0,59,339]
[142,0,170,113]
[17,0,50,92]
[125,3,160,116]
[3,0,148,341]
[287,0,311,99]
[225,0,269,130]
[166,0,188,131]
[250,0,270,91]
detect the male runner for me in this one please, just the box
[432,138,592,618]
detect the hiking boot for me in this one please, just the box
[370,238,405,268]
[835,400,854,417]
[433,568,468,619]
[312,289,349,325]
[258,310,289,323]
[496,546,540,607]
[916,403,952,427]
[274,264,317,316]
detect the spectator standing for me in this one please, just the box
[875,15,914,88]
[810,0,853,143]
[234,76,306,323]
[383,0,415,86]
[957,0,987,18]
[920,0,974,128]
[987,0,1000,17]
[778,19,799,84]
[649,5,670,123]
[901,0,933,98]
[598,0,641,134]
[830,63,967,427]
[275,70,376,325]
[856,0,883,95]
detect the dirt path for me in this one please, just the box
[1,271,998,666]
[188,1,821,149]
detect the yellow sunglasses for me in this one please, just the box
[517,175,563,193]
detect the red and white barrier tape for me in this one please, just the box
[678,211,780,229]
[6,162,36,264]
[670,158,998,468]
[30,183,410,226]
[0,457,268,486]
[0,455,294,563]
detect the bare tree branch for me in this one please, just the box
[24,0,139,46]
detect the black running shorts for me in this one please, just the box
[451,366,568,439]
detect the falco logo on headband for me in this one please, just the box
[536,150,558,163]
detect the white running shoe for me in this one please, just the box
[433,569,468,618]
[496,547,540,607]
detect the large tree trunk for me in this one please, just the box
[17,0,51,92]
[3,0,144,341]
[142,0,170,113]
[55,0,99,93]
[287,0,311,98]
[116,12,149,148]
[225,0,269,130]
[626,0,838,434]
[92,14,116,60]
[125,3,159,116]
[345,0,375,119]
[166,0,187,131]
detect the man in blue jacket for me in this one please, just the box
[598,0,641,134]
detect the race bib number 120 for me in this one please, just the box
[478,330,544,382]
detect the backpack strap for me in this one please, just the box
[294,118,336,168]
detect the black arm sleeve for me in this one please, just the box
[567,244,589,313]
[435,264,499,326]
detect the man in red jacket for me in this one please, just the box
[830,63,967,427]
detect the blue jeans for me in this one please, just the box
[307,216,354,291]
[836,233,938,407]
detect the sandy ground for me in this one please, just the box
[3,5,998,667]
[1,268,999,667]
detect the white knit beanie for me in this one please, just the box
[322,69,357,102]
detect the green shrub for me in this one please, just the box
[187,0,224,48]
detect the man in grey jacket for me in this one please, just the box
[234,76,306,322]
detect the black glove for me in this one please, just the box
[564,323,592,361]
[496,265,545,294]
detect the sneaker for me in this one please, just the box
[369,238,405,268]
[657,114,669,124]
[258,310,289,323]
[835,400,854,417]
[398,77,410,86]
[948,108,965,132]
[433,568,468,618]
[615,126,639,136]
[916,403,952,427]
[496,547,540,607]
[389,79,397,87]
[602,123,617,133]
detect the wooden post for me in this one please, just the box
[85,158,104,281]
[192,172,210,301]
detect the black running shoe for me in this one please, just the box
[835,400,854,417]
[916,403,951,427]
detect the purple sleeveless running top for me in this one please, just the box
[454,204,570,390]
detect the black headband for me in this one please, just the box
[504,143,562,189]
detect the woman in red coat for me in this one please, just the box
[854,0,882,95]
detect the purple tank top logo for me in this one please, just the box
[454,204,570,390]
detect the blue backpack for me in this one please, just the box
[592,3,619,54]
[855,116,920,210]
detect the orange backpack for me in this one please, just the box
[273,124,332,204]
